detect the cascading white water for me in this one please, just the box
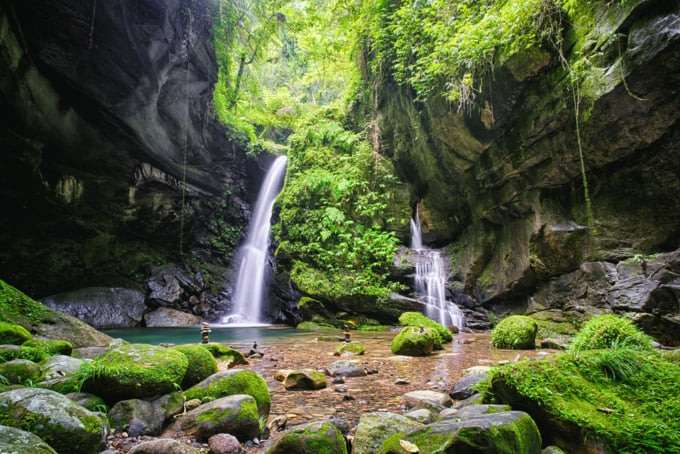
[411,211,465,330]
[225,156,288,325]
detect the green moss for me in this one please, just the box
[0,280,49,325]
[201,343,248,366]
[399,311,453,348]
[390,326,436,356]
[172,344,218,388]
[83,343,189,402]
[183,370,271,418]
[491,315,538,349]
[0,321,32,345]
[268,421,347,454]
[568,314,653,353]
[22,339,73,356]
[0,359,41,384]
[485,347,680,453]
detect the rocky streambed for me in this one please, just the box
[103,330,555,453]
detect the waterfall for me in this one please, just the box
[225,156,288,325]
[410,211,465,330]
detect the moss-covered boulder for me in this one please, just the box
[265,420,348,454]
[399,312,453,348]
[486,348,680,452]
[0,359,41,384]
[335,340,365,355]
[182,370,271,418]
[0,425,57,454]
[172,344,218,388]
[201,343,249,367]
[491,315,538,349]
[391,326,437,356]
[0,387,108,454]
[0,279,112,348]
[164,394,260,442]
[377,410,541,454]
[82,342,188,403]
[353,412,424,454]
[0,321,32,345]
[568,314,653,353]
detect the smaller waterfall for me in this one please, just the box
[226,156,288,325]
[411,211,465,330]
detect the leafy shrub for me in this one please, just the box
[568,314,654,353]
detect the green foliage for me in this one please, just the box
[211,0,359,146]
[486,347,680,453]
[273,118,404,301]
[208,190,243,261]
[358,0,563,109]
[568,314,654,353]
[491,315,538,350]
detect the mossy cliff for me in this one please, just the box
[355,0,680,332]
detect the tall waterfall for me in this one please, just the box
[226,156,288,325]
[411,211,465,330]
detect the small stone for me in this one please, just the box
[394,378,410,385]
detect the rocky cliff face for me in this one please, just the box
[370,1,680,340]
[0,0,272,319]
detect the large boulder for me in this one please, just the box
[0,388,108,454]
[83,342,188,403]
[172,344,218,388]
[127,438,202,454]
[163,394,260,442]
[182,370,271,418]
[0,424,57,454]
[487,348,680,452]
[108,398,165,437]
[42,287,147,329]
[0,359,41,385]
[378,410,541,454]
[144,307,203,327]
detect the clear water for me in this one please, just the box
[102,325,299,346]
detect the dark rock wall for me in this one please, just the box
[0,0,258,317]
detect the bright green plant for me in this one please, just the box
[568,314,654,353]
[273,118,405,301]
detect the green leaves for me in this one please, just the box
[274,119,402,300]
